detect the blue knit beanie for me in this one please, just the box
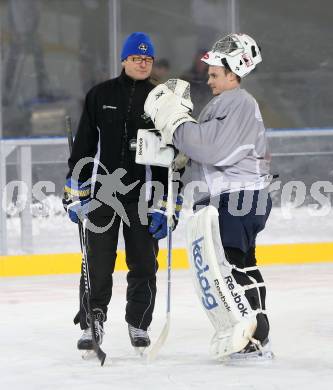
[121,32,155,61]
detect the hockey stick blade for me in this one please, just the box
[147,314,170,362]
[82,347,107,365]
[92,338,106,366]
[84,249,106,366]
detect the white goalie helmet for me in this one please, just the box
[201,33,262,78]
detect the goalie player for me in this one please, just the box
[143,34,273,360]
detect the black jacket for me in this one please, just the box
[67,70,168,206]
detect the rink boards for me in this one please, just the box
[1,242,333,276]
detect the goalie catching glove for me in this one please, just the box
[144,79,197,145]
[148,194,183,240]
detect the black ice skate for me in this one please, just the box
[128,324,151,351]
[77,322,104,350]
[228,337,274,361]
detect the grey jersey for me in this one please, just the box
[173,87,271,202]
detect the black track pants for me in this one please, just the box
[76,203,159,331]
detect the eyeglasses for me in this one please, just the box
[129,56,154,64]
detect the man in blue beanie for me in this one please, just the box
[63,32,174,353]
[121,32,155,62]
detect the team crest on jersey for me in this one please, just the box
[138,43,148,52]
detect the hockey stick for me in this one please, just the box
[147,164,173,362]
[65,116,106,366]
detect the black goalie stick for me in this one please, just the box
[65,116,106,366]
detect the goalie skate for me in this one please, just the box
[223,338,274,362]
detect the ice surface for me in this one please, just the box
[2,197,333,388]
[1,264,333,390]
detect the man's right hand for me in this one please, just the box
[148,194,183,240]
[62,178,91,224]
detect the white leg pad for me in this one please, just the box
[186,206,257,359]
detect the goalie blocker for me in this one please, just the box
[186,206,267,359]
[136,129,174,168]
[136,128,189,171]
